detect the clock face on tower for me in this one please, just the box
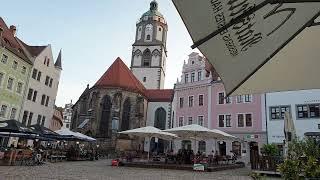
[146,24,153,31]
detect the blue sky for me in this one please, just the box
[1,0,197,106]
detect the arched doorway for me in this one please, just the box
[121,98,131,131]
[151,107,167,153]
[100,95,111,137]
[218,141,226,156]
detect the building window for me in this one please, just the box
[32,90,38,102]
[41,94,46,105]
[142,49,151,67]
[27,88,33,100]
[37,115,42,124]
[10,108,17,119]
[178,117,184,127]
[198,141,206,153]
[22,111,28,125]
[49,78,53,87]
[218,115,224,127]
[41,116,46,126]
[1,54,8,64]
[237,95,243,103]
[238,114,244,127]
[45,96,49,107]
[244,95,252,102]
[191,72,195,82]
[218,92,224,104]
[226,96,231,104]
[21,66,26,74]
[0,105,8,118]
[296,104,320,119]
[66,124,69,128]
[185,73,189,83]
[37,71,42,81]
[270,107,280,119]
[197,71,202,81]
[188,96,194,107]
[45,76,50,85]
[309,104,320,118]
[188,117,193,125]
[27,112,33,126]
[47,59,49,66]
[143,77,146,82]
[12,61,18,70]
[16,82,23,94]
[179,97,184,108]
[245,114,252,127]
[199,95,204,106]
[146,34,150,40]
[198,116,204,126]
[0,72,3,86]
[7,77,13,90]
[32,69,38,79]
[226,115,231,127]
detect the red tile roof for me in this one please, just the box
[145,89,174,102]
[0,17,30,64]
[94,57,147,95]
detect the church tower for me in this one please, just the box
[131,0,168,89]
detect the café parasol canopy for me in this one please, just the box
[172,0,320,96]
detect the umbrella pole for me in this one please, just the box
[147,136,151,162]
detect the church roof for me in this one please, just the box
[94,57,146,95]
[145,89,174,102]
[55,49,62,69]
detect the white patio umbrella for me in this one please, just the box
[118,126,178,161]
[172,0,320,96]
[163,124,230,156]
[55,128,96,142]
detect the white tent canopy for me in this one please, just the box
[173,0,320,96]
[118,126,178,161]
[55,128,96,142]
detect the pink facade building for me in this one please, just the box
[172,52,266,163]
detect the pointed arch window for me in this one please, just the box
[154,107,166,130]
[142,49,151,67]
[100,95,112,137]
[146,35,151,40]
[121,98,131,131]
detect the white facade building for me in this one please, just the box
[62,100,73,129]
[20,44,62,128]
[266,89,320,144]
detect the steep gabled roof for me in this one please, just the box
[55,49,62,69]
[145,89,174,102]
[18,39,47,57]
[94,57,146,95]
[0,17,31,64]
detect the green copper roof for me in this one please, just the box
[141,0,163,18]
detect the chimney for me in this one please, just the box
[9,25,16,37]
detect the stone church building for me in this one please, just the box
[71,1,173,152]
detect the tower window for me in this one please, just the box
[159,27,161,31]
[146,35,151,40]
[143,77,146,82]
[142,49,151,67]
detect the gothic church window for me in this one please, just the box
[142,49,151,67]
[100,95,112,137]
[154,107,166,130]
[121,98,131,131]
[145,24,153,41]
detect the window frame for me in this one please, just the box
[270,105,291,120]
[198,115,204,126]
[198,94,204,106]
[178,116,184,127]
[218,92,224,105]
[188,96,194,107]
[7,77,14,90]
